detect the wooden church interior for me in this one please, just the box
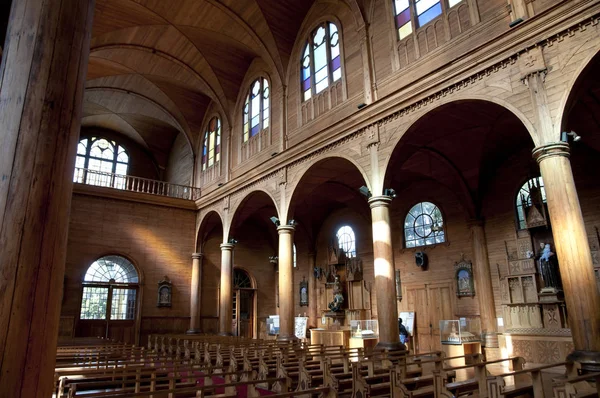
[1,0,600,397]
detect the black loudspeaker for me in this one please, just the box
[415,252,427,268]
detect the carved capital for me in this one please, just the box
[520,47,547,83]
[532,142,570,164]
[277,167,287,186]
[365,124,380,146]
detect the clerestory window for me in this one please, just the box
[404,202,445,248]
[202,117,221,171]
[243,77,270,142]
[393,0,463,40]
[301,22,342,102]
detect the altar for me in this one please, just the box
[310,328,351,348]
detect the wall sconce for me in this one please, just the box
[269,255,278,265]
[228,238,238,244]
[270,216,280,226]
[288,219,297,227]
[359,186,371,198]
[395,269,403,302]
[383,188,397,198]
[561,131,581,143]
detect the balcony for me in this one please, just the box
[73,168,201,202]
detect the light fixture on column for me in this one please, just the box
[383,188,397,198]
[228,238,238,244]
[395,269,403,302]
[270,216,280,226]
[359,186,371,198]
[561,131,582,143]
[269,255,278,265]
[288,219,297,226]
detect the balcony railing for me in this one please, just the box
[73,168,201,201]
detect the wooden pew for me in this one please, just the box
[487,361,577,398]
[553,372,600,398]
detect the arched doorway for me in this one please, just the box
[77,255,141,344]
[232,268,256,338]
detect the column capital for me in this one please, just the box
[368,195,393,209]
[192,252,203,260]
[277,224,296,234]
[220,243,235,251]
[532,142,570,164]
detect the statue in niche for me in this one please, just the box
[538,243,563,292]
[328,275,344,312]
[157,276,172,307]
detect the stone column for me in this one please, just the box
[308,252,318,327]
[533,143,600,370]
[468,220,498,348]
[187,253,203,334]
[219,243,235,336]
[369,196,404,350]
[278,225,297,341]
[0,0,94,396]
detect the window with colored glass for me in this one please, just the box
[301,22,342,102]
[243,77,270,142]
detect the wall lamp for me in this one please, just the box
[228,238,238,244]
[270,216,280,226]
[288,219,297,227]
[383,188,397,198]
[561,131,581,143]
[357,103,367,110]
[359,186,371,198]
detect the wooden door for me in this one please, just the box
[402,281,454,353]
[233,289,255,338]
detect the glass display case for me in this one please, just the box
[349,320,379,339]
[440,318,481,345]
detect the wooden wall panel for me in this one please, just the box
[165,132,193,186]
[62,194,196,340]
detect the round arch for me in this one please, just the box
[286,154,371,221]
[382,96,539,177]
[555,47,600,139]
[229,188,281,230]
[196,209,225,251]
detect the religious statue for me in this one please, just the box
[328,275,344,312]
[538,243,563,292]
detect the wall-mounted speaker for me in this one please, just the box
[415,252,427,268]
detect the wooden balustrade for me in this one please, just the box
[73,168,201,200]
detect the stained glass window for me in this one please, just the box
[80,255,139,321]
[516,177,546,230]
[202,117,221,171]
[73,137,128,189]
[337,225,356,258]
[302,22,342,102]
[404,202,445,248]
[394,0,413,40]
[243,78,270,142]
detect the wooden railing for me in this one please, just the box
[73,168,201,201]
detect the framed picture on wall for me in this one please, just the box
[454,255,475,297]
[299,278,308,306]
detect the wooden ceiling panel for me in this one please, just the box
[84,89,181,131]
[86,74,191,135]
[93,0,168,37]
[87,57,135,80]
[81,114,148,149]
[119,114,180,166]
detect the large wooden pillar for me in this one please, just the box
[0,0,94,396]
[277,225,297,341]
[534,143,600,370]
[468,220,498,348]
[219,243,235,336]
[187,252,203,334]
[369,196,404,350]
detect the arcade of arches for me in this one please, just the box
[1,0,600,395]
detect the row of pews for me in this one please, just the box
[53,335,600,398]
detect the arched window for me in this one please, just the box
[393,1,461,40]
[74,137,129,189]
[243,78,270,142]
[301,22,342,101]
[516,177,546,230]
[202,117,221,171]
[80,255,139,321]
[336,225,356,258]
[404,202,445,248]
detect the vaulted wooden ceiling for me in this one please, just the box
[86,0,345,167]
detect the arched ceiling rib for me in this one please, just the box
[86,0,325,169]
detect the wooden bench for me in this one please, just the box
[553,371,600,398]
